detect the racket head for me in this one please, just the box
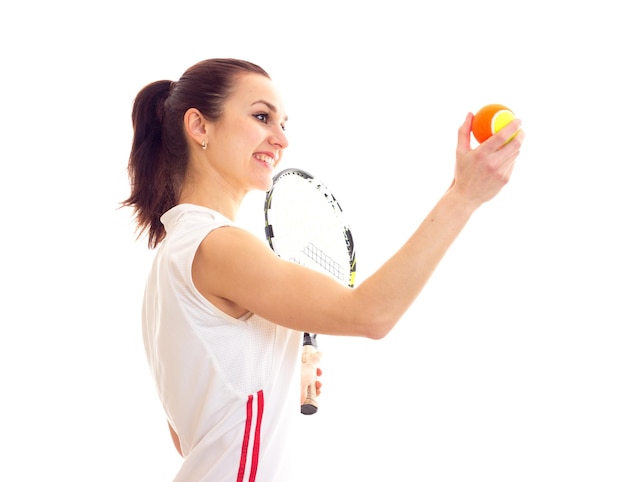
[264,168,356,288]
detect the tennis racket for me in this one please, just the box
[264,168,356,415]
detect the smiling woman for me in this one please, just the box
[180,74,289,210]
[122,59,313,481]
[124,59,275,248]
[122,57,524,481]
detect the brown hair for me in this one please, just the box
[122,58,270,248]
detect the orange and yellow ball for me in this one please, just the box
[471,104,516,144]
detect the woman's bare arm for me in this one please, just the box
[193,116,524,339]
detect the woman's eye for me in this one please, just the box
[254,113,269,123]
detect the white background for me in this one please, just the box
[1,1,624,480]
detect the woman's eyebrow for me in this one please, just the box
[251,100,288,122]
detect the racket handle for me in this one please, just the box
[301,343,319,415]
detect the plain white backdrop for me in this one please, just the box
[1,1,624,480]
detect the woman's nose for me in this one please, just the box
[269,128,288,150]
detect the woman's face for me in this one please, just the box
[206,73,289,194]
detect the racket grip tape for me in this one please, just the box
[301,343,319,415]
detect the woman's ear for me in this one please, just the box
[184,108,210,150]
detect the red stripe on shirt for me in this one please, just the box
[237,395,254,482]
[237,391,264,482]
[249,391,264,482]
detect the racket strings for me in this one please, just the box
[302,243,346,283]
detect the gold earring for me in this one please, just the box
[201,140,207,150]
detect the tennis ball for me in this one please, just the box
[471,104,516,144]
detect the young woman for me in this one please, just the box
[124,58,524,481]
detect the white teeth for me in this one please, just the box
[256,154,275,166]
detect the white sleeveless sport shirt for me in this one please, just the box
[142,204,302,481]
